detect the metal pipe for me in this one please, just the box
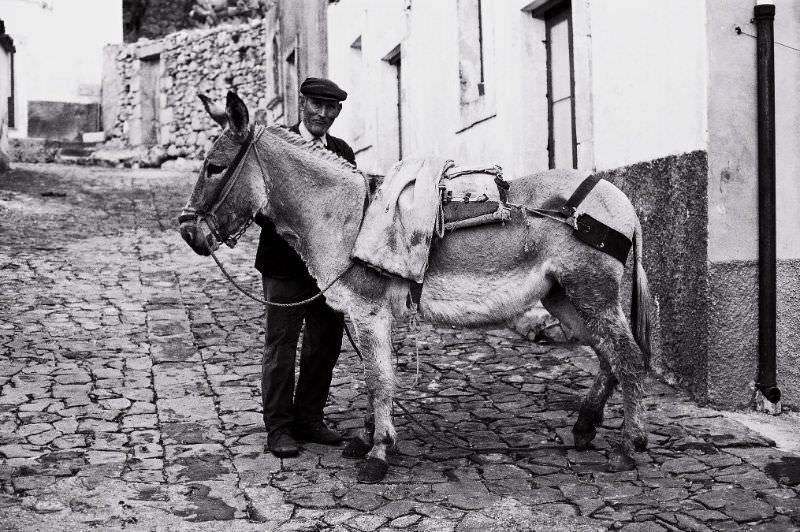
[754,1,781,404]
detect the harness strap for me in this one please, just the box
[573,213,633,264]
[561,173,602,218]
[207,125,261,219]
[511,174,633,264]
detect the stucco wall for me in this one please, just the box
[777,260,800,409]
[705,0,800,409]
[2,0,122,138]
[597,151,710,399]
[707,259,800,410]
[588,0,708,171]
[104,20,266,161]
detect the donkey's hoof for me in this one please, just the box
[607,450,636,472]
[357,458,388,484]
[572,429,597,451]
[342,437,371,459]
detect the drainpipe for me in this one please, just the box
[754,0,781,405]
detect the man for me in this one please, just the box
[255,77,356,458]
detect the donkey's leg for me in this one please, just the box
[542,286,617,451]
[342,391,374,459]
[349,308,396,483]
[586,307,647,471]
[563,280,647,471]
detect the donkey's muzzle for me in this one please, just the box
[179,220,217,256]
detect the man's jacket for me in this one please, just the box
[254,124,356,279]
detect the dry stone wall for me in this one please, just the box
[103,19,267,167]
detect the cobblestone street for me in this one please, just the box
[1,163,800,531]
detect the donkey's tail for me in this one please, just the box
[630,217,652,368]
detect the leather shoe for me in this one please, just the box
[292,421,342,445]
[267,429,299,458]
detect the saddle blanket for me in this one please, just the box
[351,157,449,282]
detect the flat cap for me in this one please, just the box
[300,77,348,102]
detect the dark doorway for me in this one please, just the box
[139,55,161,146]
[544,2,577,169]
[384,45,402,161]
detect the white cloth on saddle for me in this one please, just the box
[351,157,448,283]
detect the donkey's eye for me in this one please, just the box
[207,164,225,176]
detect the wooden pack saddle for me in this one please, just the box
[439,161,511,231]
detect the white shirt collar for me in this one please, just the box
[299,121,327,147]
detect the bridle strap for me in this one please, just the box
[190,124,268,247]
[205,125,262,221]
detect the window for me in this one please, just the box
[382,45,402,161]
[458,0,485,104]
[349,36,366,147]
[457,0,495,132]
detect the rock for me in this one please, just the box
[89,148,139,166]
[160,157,202,172]
[143,146,168,167]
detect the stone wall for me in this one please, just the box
[104,19,267,166]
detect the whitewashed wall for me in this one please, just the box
[588,0,708,171]
[329,0,710,178]
[2,0,123,138]
[706,0,800,262]
[328,0,553,179]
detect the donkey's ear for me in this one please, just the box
[199,93,227,127]
[225,91,250,138]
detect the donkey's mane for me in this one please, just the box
[264,125,360,176]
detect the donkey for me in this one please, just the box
[179,92,653,483]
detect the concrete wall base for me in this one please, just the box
[597,150,709,400]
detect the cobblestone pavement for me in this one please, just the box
[1,163,799,531]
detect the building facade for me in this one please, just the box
[2,0,122,142]
[102,0,329,163]
[326,0,800,409]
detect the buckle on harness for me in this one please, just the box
[565,215,579,230]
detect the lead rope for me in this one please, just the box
[209,249,354,308]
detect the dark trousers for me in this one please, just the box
[261,275,344,433]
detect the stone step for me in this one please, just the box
[58,142,102,157]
